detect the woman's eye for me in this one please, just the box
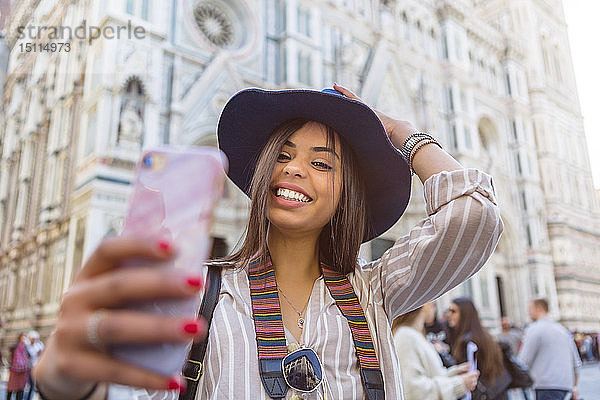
[312,161,332,170]
[277,153,291,161]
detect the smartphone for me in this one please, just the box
[110,146,228,376]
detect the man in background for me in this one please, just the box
[497,316,522,356]
[518,299,582,400]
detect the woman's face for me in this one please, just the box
[268,121,342,238]
[447,303,460,328]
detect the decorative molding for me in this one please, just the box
[436,0,468,22]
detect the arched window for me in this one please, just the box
[477,117,499,170]
[117,77,145,149]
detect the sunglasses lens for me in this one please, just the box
[282,348,323,392]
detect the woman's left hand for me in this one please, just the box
[333,83,417,148]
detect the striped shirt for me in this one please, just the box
[109,168,503,400]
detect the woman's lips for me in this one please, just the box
[270,191,311,209]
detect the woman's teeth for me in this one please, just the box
[275,188,311,202]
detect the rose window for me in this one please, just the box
[193,4,234,47]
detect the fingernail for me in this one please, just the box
[185,276,203,290]
[157,240,171,253]
[167,376,186,392]
[183,320,201,335]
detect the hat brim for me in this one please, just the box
[217,88,411,242]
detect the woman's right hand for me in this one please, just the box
[33,236,207,398]
[460,370,480,392]
[453,362,470,374]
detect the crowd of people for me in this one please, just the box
[392,298,585,400]
[574,332,599,363]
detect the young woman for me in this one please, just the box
[447,298,511,400]
[33,84,503,399]
[392,302,479,400]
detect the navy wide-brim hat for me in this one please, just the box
[217,88,411,242]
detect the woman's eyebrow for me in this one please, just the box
[312,146,339,159]
[284,140,339,159]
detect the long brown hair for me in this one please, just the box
[450,297,504,382]
[221,118,368,274]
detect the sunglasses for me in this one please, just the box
[282,347,323,393]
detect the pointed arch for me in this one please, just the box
[477,116,500,170]
[361,47,417,123]
[122,75,146,96]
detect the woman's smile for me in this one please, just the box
[273,182,313,202]
[271,182,313,208]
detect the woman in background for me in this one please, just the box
[448,297,510,400]
[6,333,30,400]
[393,302,479,400]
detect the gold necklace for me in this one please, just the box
[277,287,310,329]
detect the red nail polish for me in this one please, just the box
[157,240,171,253]
[186,277,203,289]
[167,377,186,392]
[183,321,200,335]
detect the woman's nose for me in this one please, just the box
[283,162,305,177]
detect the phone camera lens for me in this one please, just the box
[143,154,152,168]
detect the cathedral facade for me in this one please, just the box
[1,0,599,351]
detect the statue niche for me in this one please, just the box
[117,77,145,149]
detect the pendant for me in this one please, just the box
[287,343,300,352]
[298,317,305,328]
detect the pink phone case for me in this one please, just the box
[111,146,227,376]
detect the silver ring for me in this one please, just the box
[86,309,108,350]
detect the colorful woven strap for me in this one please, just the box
[248,255,288,398]
[321,266,385,399]
[248,255,288,358]
[248,255,384,399]
[321,266,381,371]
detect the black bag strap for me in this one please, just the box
[361,368,385,400]
[259,359,287,398]
[179,264,222,400]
